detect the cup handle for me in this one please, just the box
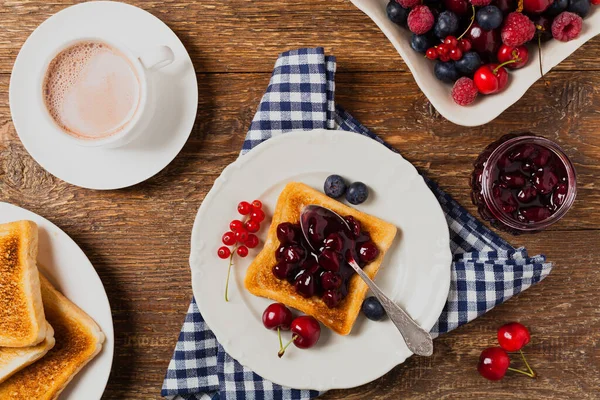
[139,46,174,70]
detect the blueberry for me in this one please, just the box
[345,182,369,205]
[362,296,386,321]
[568,0,591,17]
[324,175,347,198]
[434,11,459,39]
[410,33,434,54]
[434,61,459,83]
[455,52,482,76]
[476,6,503,30]
[386,1,409,26]
[546,0,568,16]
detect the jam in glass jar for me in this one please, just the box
[471,133,577,234]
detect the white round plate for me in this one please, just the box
[0,202,114,399]
[190,129,451,391]
[9,1,197,190]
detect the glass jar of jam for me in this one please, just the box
[471,133,577,234]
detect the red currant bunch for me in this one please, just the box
[425,36,472,62]
[478,322,536,381]
[218,199,267,301]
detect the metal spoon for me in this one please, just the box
[299,205,433,357]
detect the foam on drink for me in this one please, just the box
[43,41,141,139]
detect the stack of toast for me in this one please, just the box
[0,220,104,399]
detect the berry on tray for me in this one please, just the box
[361,296,386,321]
[345,182,369,205]
[523,0,553,13]
[434,11,459,38]
[435,60,459,83]
[387,1,409,26]
[476,5,503,30]
[408,5,435,34]
[551,12,583,41]
[455,51,482,75]
[474,63,509,94]
[568,0,591,17]
[470,0,492,6]
[324,174,347,198]
[497,44,529,69]
[452,77,479,105]
[546,0,569,15]
[411,33,435,53]
[501,12,535,47]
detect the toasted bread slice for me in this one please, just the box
[245,182,397,335]
[0,220,46,347]
[0,323,55,384]
[0,274,105,400]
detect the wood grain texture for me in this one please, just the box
[0,1,599,399]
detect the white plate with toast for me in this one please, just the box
[190,129,451,390]
[0,202,113,399]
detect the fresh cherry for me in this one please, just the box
[523,0,552,13]
[474,63,509,95]
[222,231,236,246]
[498,322,531,352]
[478,347,510,381]
[217,246,231,259]
[278,316,321,357]
[443,0,469,15]
[497,44,529,69]
[237,201,252,215]
[262,303,293,331]
[466,23,502,57]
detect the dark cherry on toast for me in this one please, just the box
[272,207,379,308]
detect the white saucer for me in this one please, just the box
[9,1,198,190]
[0,202,114,399]
[190,129,451,391]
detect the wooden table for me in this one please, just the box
[1,1,599,398]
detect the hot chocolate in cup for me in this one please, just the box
[40,38,174,148]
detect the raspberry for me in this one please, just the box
[396,0,421,8]
[452,77,478,106]
[592,0,600,4]
[407,5,435,34]
[470,0,492,6]
[551,12,583,42]
[501,12,536,47]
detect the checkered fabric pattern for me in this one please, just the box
[162,48,553,400]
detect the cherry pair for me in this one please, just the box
[478,322,536,381]
[262,303,321,358]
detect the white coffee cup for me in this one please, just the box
[39,37,174,148]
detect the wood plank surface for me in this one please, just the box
[0,1,599,399]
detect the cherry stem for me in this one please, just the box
[508,367,536,378]
[224,244,238,302]
[278,334,297,358]
[537,31,544,80]
[277,327,283,352]
[493,59,518,74]
[457,5,475,41]
[520,349,537,377]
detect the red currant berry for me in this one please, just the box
[235,230,249,243]
[237,201,251,215]
[222,231,236,246]
[437,44,449,57]
[230,220,244,232]
[245,234,259,248]
[250,209,265,222]
[449,47,463,61]
[252,200,263,210]
[498,322,531,352]
[237,245,249,257]
[458,38,472,52]
[245,220,260,233]
[478,347,510,381]
[217,246,231,259]
[426,47,438,60]
[444,36,458,48]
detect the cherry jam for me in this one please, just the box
[471,134,576,234]
[273,208,379,308]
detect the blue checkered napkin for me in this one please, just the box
[162,48,553,400]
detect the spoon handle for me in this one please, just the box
[348,259,434,356]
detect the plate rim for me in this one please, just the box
[189,129,452,390]
[0,201,114,399]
